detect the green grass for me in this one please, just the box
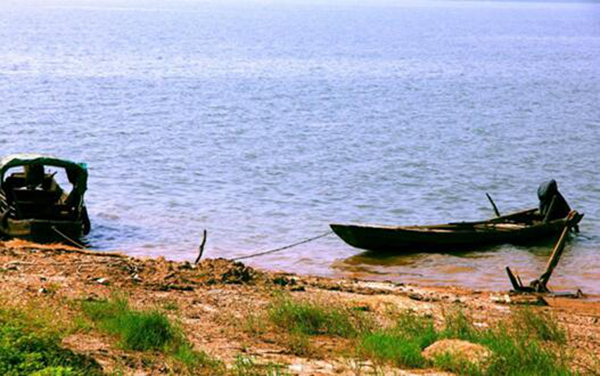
[81,296,223,375]
[357,308,573,376]
[81,297,173,351]
[0,306,102,376]
[267,295,367,338]
[358,310,437,368]
[266,294,372,356]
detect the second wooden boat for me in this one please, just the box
[330,208,583,253]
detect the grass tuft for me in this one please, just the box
[268,295,365,338]
[358,310,436,368]
[510,308,566,344]
[0,306,102,376]
[357,308,574,376]
[81,295,224,375]
[81,297,173,351]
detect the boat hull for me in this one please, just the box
[330,209,578,253]
[0,218,84,241]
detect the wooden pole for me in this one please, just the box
[195,229,207,264]
[486,193,501,217]
[538,212,575,288]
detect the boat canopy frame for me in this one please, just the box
[0,154,88,196]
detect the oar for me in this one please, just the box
[486,193,501,217]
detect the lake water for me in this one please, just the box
[1,0,599,294]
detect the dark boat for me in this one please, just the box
[330,208,583,253]
[0,154,91,241]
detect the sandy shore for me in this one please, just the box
[1,239,599,375]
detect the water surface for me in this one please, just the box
[1,0,599,293]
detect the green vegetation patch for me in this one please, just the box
[358,308,573,376]
[82,297,174,351]
[81,296,223,374]
[358,310,437,368]
[0,306,102,376]
[267,294,367,338]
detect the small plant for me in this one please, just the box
[287,329,311,356]
[0,307,102,376]
[162,301,179,312]
[81,297,174,351]
[358,310,437,368]
[479,319,571,376]
[357,308,573,376]
[81,295,222,374]
[441,309,477,341]
[268,295,364,337]
[172,343,224,374]
[510,308,566,344]
[244,313,268,336]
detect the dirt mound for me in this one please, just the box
[197,258,263,285]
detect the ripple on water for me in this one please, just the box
[1,0,599,294]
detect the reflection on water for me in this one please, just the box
[333,236,599,295]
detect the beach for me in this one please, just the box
[1,239,599,375]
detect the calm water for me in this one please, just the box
[1,0,599,293]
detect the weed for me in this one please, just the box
[357,308,573,376]
[287,329,311,356]
[82,297,174,351]
[510,308,566,344]
[479,320,571,376]
[162,301,179,312]
[440,309,477,341]
[433,353,483,376]
[173,342,223,370]
[244,313,267,336]
[268,295,364,337]
[0,307,102,376]
[358,310,436,368]
[81,295,223,374]
[443,308,572,375]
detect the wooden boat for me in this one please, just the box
[0,154,91,240]
[330,208,583,253]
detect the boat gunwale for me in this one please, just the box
[330,208,549,234]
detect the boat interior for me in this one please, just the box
[1,169,78,220]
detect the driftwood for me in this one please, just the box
[506,210,584,295]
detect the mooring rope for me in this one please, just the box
[51,226,86,249]
[232,231,333,261]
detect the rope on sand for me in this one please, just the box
[51,226,86,249]
[231,231,333,261]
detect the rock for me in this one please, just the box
[422,339,491,367]
[492,294,548,306]
[408,292,440,302]
[409,293,425,301]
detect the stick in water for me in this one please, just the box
[486,193,501,217]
